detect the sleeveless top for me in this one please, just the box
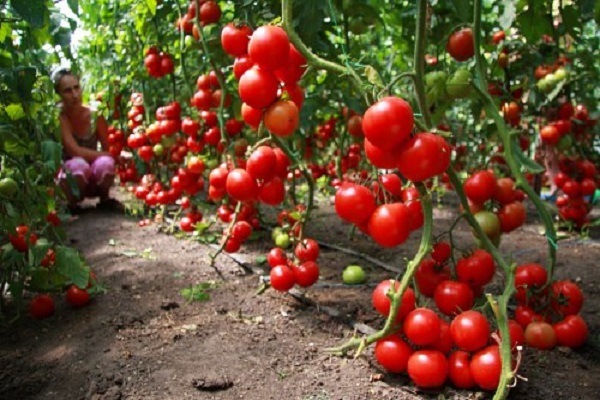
[62,107,98,160]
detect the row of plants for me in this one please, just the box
[1,0,599,398]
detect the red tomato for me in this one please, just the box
[414,259,451,298]
[361,96,414,151]
[223,237,242,253]
[540,125,560,145]
[374,335,413,373]
[514,263,548,305]
[491,30,505,45]
[498,201,527,233]
[493,177,517,205]
[470,345,501,390]
[431,241,452,263]
[396,132,451,182]
[403,307,441,346]
[225,169,258,202]
[368,203,411,248]
[407,350,448,388]
[246,146,277,182]
[233,55,254,80]
[238,67,280,109]
[363,138,402,169]
[199,1,221,25]
[259,177,286,205]
[447,28,474,62]
[274,44,307,84]
[293,261,319,287]
[231,221,253,242]
[294,238,320,262]
[499,319,525,349]
[221,23,252,57]
[553,315,588,348]
[248,25,290,71]
[464,170,497,204]
[378,173,403,199]
[524,321,557,350]
[264,100,299,137]
[267,248,287,268]
[429,320,453,354]
[179,216,195,232]
[270,264,296,291]
[514,305,544,329]
[347,114,363,137]
[66,285,91,308]
[372,280,415,322]
[450,310,490,352]
[29,294,55,319]
[434,280,475,316]
[551,280,584,317]
[448,350,475,389]
[455,249,496,288]
[334,183,376,225]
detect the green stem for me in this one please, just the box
[411,0,432,129]
[281,0,368,104]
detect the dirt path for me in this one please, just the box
[1,198,600,400]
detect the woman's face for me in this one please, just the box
[57,74,82,108]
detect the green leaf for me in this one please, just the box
[0,23,12,42]
[11,0,47,29]
[67,0,79,16]
[364,65,384,89]
[15,67,37,101]
[5,104,25,121]
[29,268,51,292]
[499,1,517,30]
[41,140,62,172]
[516,5,552,42]
[256,255,267,265]
[450,0,471,22]
[55,246,89,288]
[145,0,157,16]
[514,142,545,174]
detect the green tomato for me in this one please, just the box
[473,210,501,239]
[271,227,284,242]
[204,158,219,170]
[557,134,572,152]
[153,144,164,157]
[553,67,567,81]
[342,265,367,285]
[445,68,472,99]
[0,177,18,198]
[536,77,551,93]
[161,135,177,149]
[274,233,291,249]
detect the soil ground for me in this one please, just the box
[1,190,600,400]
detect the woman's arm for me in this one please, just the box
[96,114,110,152]
[60,114,111,163]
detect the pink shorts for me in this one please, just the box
[59,156,115,192]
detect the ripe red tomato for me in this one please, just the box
[29,294,55,319]
[270,264,296,291]
[540,125,560,145]
[363,138,401,169]
[347,114,363,137]
[524,321,557,350]
[499,319,525,349]
[231,221,253,242]
[514,263,548,305]
[372,280,415,322]
[430,320,453,354]
[396,132,451,182]
[493,177,516,205]
[199,1,221,25]
[238,67,280,109]
[361,96,414,151]
[447,28,475,62]
[66,285,91,308]
[267,248,287,268]
[514,305,544,329]
[374,335,413,373]
[248,25,290,71]
[274,45,307,84]
[491,30,505,45]
[225,169,258,202]
[403,308,441,346]
[246,146,277,182]
[431,241,452,263]
[434,280,475,316]
[414,259,451,298]
[293,261,320,287]
[448,350,475,389]
[455,249,495,288]
[551,280,584,317]
[470,345,501,390]
[368,203,411,248]
[334,183,376,225]
[221,23,252,57]
[259,176,286,205]
[407,350,448,388]
[464,170,497,204]
[450,310,490,352]
[498,201,527,233]
[294,238,320,262]
[553,315,588,348]
[223,237,241,253]
[264,100,299,137]
[233,55,254,80]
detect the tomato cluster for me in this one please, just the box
[268,236,321,292]
[514,263,588,350]
[143,46,174,79]
[176,0,221,40]
[372,279,505,390]
[554,157,597,228]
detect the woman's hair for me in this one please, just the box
[50,68,78,94]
